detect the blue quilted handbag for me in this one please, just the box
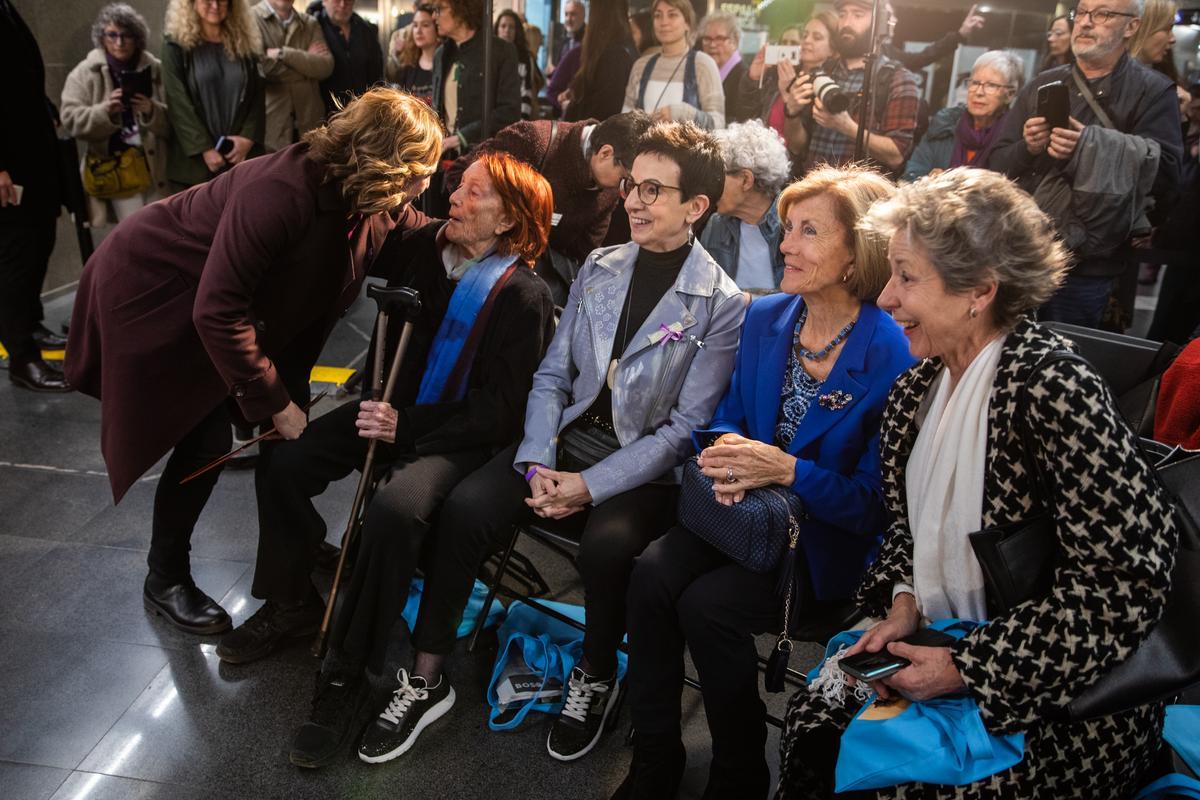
[677,457,805,573]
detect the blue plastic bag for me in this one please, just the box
[808,619,1026,792]
[1165,705,1200,777]
[400,577,505,640]
[1133,774,1200,799]
[485,599,628,731]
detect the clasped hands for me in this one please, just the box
[842,593,967,702]
[696,433,796,506]
[525,466,591,520]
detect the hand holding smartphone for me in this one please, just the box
[1036,81,1070,131]
[839,627,957,683]
[215,136,235,157]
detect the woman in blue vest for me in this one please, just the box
[621,0,726,129]
[617,165,915,799]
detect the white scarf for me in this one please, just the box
[907,335,1005,622]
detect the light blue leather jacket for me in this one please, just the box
[513,240,746,504]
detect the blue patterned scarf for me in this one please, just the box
[416,250,520,404]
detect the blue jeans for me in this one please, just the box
[1039,274,1114,328]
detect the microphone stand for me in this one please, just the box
[853,0,890,161]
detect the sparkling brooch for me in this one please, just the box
[818,390,853,411]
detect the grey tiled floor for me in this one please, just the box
[0,288,820,800]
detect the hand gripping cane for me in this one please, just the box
[312,284,421,658]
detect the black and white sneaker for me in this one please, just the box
[546,667,618,761]
[357,669,455,764]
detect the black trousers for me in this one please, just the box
[0,215,55,363]
[627,526,779,799]
[150,372,309,585]
[418,443,679,677]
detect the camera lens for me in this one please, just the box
[811,72,850,114]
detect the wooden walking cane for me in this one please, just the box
[312,285,421,658]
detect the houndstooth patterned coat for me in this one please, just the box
[776,319,1179,799]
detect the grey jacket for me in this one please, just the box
[698,196,785,290]
[901,104,963,182]
[514,240,746,504]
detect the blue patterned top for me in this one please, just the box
[775,310,826,449]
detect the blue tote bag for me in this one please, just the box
[485,600,628,731]
[400,577,506,640]
[1165,705,1200,777]
[809,619,1026,792]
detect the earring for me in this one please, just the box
[841,271,850,283]
[969,307,979,319]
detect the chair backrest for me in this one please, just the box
[1043,322,1165,397]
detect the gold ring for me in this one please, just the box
[726,466,735,484]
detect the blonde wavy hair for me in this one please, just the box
[1129,0,1176,63]
[164,0,261,59]
[303,88,444,215]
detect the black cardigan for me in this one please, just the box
[374,221,556,454]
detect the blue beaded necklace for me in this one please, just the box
[792,306,856,361]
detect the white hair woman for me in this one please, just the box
[61,3,170,224]
[699,119,793,291]
[162,0,265,188]
[776,168,1179,798]
[902,50,1024,181]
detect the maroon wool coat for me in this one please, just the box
[66,143,423,503]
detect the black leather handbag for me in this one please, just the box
[968,351,1200,721]
[677,457,804,574]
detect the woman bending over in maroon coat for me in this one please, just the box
[65,88,442,636]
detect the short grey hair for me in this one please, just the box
[714,120,791,197]
[972,50,1025,92]
[91,3,150,54]
[698,11,741,45]
[861,169,1068,329]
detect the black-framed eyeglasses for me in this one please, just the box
[1068,6,1138,25]
[700,35,730,45]
[103,30,134,42]
[619,177,683,205]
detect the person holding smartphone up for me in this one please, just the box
[989,0,1183,328]
[162,0,266,189]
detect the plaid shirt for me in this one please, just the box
[803,56,920,173]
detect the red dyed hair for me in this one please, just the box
[477,152,553,265]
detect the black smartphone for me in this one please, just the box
[839,628,958,683]
[215,136,235,156]
[1036,81,1070,131]
[119,67,152,104]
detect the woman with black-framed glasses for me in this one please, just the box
[902,50,1024,182]
[418,122,746,764]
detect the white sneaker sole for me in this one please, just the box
[358,686,456,765]
[546,680,620,762]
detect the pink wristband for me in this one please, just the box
[523,464,542,482]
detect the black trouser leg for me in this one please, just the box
[149,402,233,583]
[678,551,778,798]
[252,401,374,604]
[328,447,490,674]
[575,483,678,678]
[413,443,532,656]
[0,215,55,364]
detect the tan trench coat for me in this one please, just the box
[253,1,334,152]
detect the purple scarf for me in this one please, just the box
[950,109,1008,169]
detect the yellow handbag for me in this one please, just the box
[82,146,152,200]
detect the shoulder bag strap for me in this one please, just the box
[1070,68,1115,129]
[538,120,558,173]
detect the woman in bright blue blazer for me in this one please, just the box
[617,166,915,799]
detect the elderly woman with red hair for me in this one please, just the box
[212,152,555,767]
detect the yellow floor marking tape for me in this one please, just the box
[309,366,355,385]
[0,345,64,361]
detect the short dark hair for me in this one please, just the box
[635,121,725,209]
[588,111,652,169]
[446,0,484,30]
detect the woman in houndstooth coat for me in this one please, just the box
[776,169,1178,800]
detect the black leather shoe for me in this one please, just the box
[216,594,324,664]
[143,576,232,635]
[32,324,67,349]
[9,358,71,392]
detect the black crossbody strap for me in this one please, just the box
[1070,68,1115,129]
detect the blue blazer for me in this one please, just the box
[694,293,916,602]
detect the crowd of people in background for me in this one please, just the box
[1,0,1198,796]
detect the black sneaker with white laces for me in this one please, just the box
[289,670,366,769]
[358,669,456,764]
[547,667,619,761]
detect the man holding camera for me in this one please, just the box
[782,0,919,176]
[989,0,1182,328]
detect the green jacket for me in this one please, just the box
[161,37,265,187]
